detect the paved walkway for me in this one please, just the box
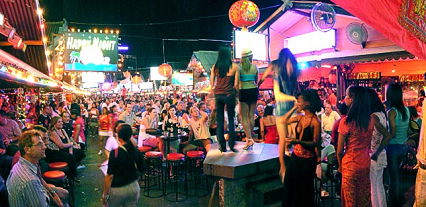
[73,133,416,207]
[73,133,219,207]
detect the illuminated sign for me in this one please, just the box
[81,72,105,83]
[139,82,154,90]
[284,29,336,54]
[172,71,193,85]
[64,32,118,71]
[234,30,267,61]
[150,67,167,80]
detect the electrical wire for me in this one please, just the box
[68,4,281,26]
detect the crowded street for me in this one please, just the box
[1,0,426,207]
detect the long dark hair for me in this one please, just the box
[368,88,386,116]
[214,45,232,78]
[386,83,408,121]
[296,89,322,113]
[275,48,300,95]
[346,86,371,130]
[264,105,274,117]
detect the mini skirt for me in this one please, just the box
[239,88,258,103]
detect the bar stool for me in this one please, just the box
[143,151,164,198]
[165,152,187,202]
[138,146,153,187]
[43,170,68,193]
[48,162,75,207]
[186,150,209,197]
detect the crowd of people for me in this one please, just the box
[0,46,424,207]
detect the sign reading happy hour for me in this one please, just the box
[64,32,118,71]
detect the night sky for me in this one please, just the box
[40,0,283,72]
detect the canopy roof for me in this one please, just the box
[331,0,426,60]
[193,51,218,74]
[0,0,49,75]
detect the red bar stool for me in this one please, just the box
[165,152,187,202]
[186,150,209,197]
[48,162,74,206]
[49,162,69,171]
[143,151,164,198]
[43,170,75,206]
[138,146,153,187]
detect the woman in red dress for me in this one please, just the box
[260,105,279,144]
[337,86,373,207]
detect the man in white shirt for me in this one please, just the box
[183,107,212,153]
[321,103,340,135]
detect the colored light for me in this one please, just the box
[118,46,129,51]
[298,62,309,70]
[94,29,98,33]
[0,12,4,27]
[37,9,43,16]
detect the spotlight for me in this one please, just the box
[298,62,309,70]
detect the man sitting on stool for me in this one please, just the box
[183,107,212,154]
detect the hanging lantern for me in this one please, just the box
[329,69,337,84]
[158,63,173,77]
[132,75,142,84]
[229,0,260,30]
[65,93,73,102]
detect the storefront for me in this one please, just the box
[252,1,425,100]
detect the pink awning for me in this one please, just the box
[331,0,426,60]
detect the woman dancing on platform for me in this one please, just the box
[238,48,259,150]
[258,48,300,181]
[210,45,239,152]
[282,89,321,207]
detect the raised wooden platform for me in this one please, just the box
[203,142,280,179]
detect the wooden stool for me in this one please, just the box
[165,153,187,202]
[143,151,164,198]
[186,150,209,197]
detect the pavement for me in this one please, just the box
[73,133,219,207]
[73,133,416,207]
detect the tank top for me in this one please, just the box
[55,129,69,144]
[214,67,235,95]
[99,114,109,131]
[240,74,256,82]
[293,116,316,158]
[389,106,409,144]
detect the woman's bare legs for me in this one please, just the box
[276,115,287,182]
[240,102,254,149]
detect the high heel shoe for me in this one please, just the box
[243,139,254,151]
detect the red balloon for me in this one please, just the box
[158,63,173,77]
[229,0,260,29]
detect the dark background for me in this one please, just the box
[40,0,284,72]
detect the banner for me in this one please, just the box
[64,32,118,71]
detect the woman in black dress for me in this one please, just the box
[282,89,322,207]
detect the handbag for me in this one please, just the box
[146,128,161,136]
